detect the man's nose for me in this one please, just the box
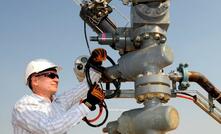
[53,77,59,83]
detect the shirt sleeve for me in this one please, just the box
[55,69,101,110]
[12,102,90,134]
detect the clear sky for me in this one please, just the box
[0,0,221,133]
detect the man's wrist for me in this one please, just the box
[83,99,96,111]
[83,101,92,109]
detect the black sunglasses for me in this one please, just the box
[36,72,59,79]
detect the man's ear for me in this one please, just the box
[31,76,38,89]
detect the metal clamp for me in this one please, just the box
[177,63,190,90]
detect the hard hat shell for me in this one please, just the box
[25,59,62,85]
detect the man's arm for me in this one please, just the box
[56,48,106,110]
[55,70,101,110]
[12,103,90,134]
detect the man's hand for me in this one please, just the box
[88,48,107,66]
[83,84,105,111]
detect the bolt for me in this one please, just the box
[143,33,150,40]
[178,63,184,69]
[137,74,144,78]
[134,36,142,48]
[158,93,164,99]
[164,94,170,102]
[186,83,190,87]
[184,63,188,68]
[154,33,161,40]
[163,4,169,10]
[98,12,102,16]
[146,93,154,100]
[135,36,142,42]
[160,36,167,43]
[136,95,144,103]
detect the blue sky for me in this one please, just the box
[0,0,221,133]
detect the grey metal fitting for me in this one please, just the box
[135,73,171,103]
[131,0,170,30]
[116,44,173,80]
[91,28,140,53]
[105,104,179,134]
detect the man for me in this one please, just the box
[12,49,107,134]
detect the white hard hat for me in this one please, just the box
[25,59,62,85]
[73,55,89,82]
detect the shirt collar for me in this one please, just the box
[31,93,53,103]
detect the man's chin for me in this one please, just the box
[51,88,58,94]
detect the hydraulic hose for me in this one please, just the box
[170,71,221,104]
[103,56,121,99]
[85,56,121,99]
[83,55,120,127]
[84,63,108,127]
[83,101,109,127]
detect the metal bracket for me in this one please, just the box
[177,63,190,90]
[174,90,221,124]
[208,94,215,112]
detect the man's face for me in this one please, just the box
[34,70,59,95]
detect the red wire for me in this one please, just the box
[85,94,194,123]
[177,95,194,101]
[87,105,103,123]
[80,99,104,123]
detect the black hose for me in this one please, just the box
[104,56,121,99]
[85,56,121,99]
[84,101,109,127]
[84,22,91,54]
